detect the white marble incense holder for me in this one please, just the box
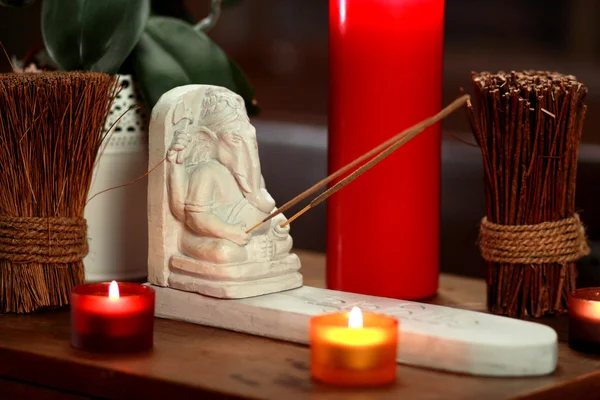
[147,84,558,378]
[152,284,557,377]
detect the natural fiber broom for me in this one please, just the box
[0,71,119,314]
[467,71,589,317]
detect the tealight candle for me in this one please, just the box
[71,281,155,353]
[310,307,398,386]
[569,288,600,353]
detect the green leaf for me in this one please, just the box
[133,16,258,115]
[41,0,150,74]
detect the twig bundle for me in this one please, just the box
[0,72,119,314]
[467,71,589,317]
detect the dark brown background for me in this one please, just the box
[2,0,600,281]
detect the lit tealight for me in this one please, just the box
[310,308,398,386]
[108,280,120,300]
[569,288,600,353]
[70,281,155,353]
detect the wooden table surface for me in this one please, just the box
[1,250,600,400]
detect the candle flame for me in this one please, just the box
[348,306,363,329]
[108,280,120,299]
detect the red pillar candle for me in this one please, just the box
[327,0,445,299]
[71,281,155,353]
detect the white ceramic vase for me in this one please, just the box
[83,75,148,282]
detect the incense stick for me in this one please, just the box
[247,94,470,233]
[280,103,458,226]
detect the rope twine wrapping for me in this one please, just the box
[478,213,590,265]
[0,216,88,264]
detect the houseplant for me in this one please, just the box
[3,0,258,114]
[2,0,256,282]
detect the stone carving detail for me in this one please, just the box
[304,296,481,329]
[147,85,302,298]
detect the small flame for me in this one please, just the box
[348,306,363,329]
[108,280,120,299]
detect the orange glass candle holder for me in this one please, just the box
[310,307,398,386]
[569,288,600,353]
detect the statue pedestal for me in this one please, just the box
[168,253,302,298]
[150,284,558,377]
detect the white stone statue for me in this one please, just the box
[147,85,302,298]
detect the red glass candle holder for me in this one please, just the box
[569,288,600,353]
[310,308,398,386]
[71,282,155,353]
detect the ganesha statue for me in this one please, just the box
[147,85,302,298]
